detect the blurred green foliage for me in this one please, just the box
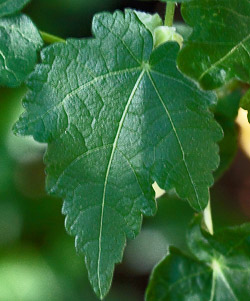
[0,1,249,300]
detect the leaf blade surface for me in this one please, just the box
[178,0,250,89]
[146,216,250,301]
[0,14,43,87]
[0,0,30,17]
[14,10,222,298]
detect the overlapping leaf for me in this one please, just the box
[0,14,43,87]
[178,0,250,89]
[146,215,250,300]
[14,10,222,299]
[0,0,30,17]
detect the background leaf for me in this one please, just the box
[14,9,222,299]
[0,14,43,87]
[214,89,241,179]
[0,0,30,17]
[178,0,250,89]
[146,215,250,300]
[241,89,250,122]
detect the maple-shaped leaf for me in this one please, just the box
[178,0,250,89]
[0,0,30,17]
[146,215,250,301]
[0,14,43,87]
[14,10,222,299]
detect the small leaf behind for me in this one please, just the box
[146,216,250,300]
[0,0,30,17]
[214,89,241,179]
[241,89,250,122]
[178,0,250,89]
[0,14,43,87]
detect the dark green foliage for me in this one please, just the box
[0,14,43,87]
[146,215,250,300]
[214,89,241,179]
[178,0,250,89]
[0,0,30,17]
[241,89,250,122]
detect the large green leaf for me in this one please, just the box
[0,0,30,17]
[178,0,250,90]
[146,215,250,300]
[0,14,43,87]
[14,10,222,299]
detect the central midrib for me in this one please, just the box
[215,267,238,301]
[97,69,145,297]
[96,63,204,295]
[199,33,250,81]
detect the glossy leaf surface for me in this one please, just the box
[14,10,222,298]
[146,215,250,300]
[0,14,43,87]
[178,0,250,89]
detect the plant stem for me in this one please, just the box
[39,31,65,44]
[203,200,214,235]
[164,2,176,27]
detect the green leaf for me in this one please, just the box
[214,89,241,179]
[240,89,250,122]
[178,0,250,89]
[0,0,30,17]
[146,216,250,301]
[0,14,43,87]
[14,10,222,298]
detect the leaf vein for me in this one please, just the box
[198,33,250,81]
[147,71,202,209]
[97,70,145,297]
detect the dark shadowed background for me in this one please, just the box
[0,1,250,300]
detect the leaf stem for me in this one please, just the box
[203,200,214,235]
[164,2,176,27]
[39,31,65,44]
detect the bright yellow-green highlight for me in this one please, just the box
[153,26,183,48]
[236,108,250,159]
